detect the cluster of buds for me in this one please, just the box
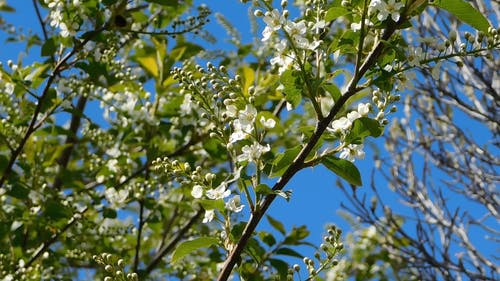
[301,225,344,278]
[93,253,138,281]
[372,89,400,125]
[171,62,250,122]
[152,157,218,190]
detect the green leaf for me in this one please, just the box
[245,238,266,263]
[136,55,158,77]
[270,145,302,178]
[276,247,304,258]
[255,184,273,195]
[258,231,276,247]
[41,38,56,57]
[432,0,490,32]
[202,138,227,160]
[7,183,29,200]
[280,70,302,108]
[0,154,8,172]
[102,207,117,219]
[270,259,289,280]
[283,225,310,245]
[322,83,341,102]
[266,215,286,236]
[345,117,383,144]
[325,7,350,22]
[238,65,255,94]
[198,199,225,212]
[45,199,72,220]
[171,237,218,263]
[40,88,57,113]
[0,3,15,12]
[145,0,181,6]
[322,156,362,186]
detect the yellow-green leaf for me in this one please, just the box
[136,56,158,77]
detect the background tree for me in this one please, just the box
[0,0,497,281]
[338,0,499,280]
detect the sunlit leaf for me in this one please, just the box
[171,237,219,263]
[136,55,158,77]
[345,117,383,144]
[280,70,302,108]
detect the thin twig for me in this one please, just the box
[145,209,203,274]
[134,200,145,272]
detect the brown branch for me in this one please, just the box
[133,200,145,272]
[216,19,402,281]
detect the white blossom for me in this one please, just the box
[229,105,257,143]
[202,209,215,223]
[4,83,14,95]
[104,187,129,208]
[206,183,231,200]
[180,94,194,115]
[370,0,404,22]
[329,117,351,133]
[408,47,424,67]
[357,103,370,116]
[347,111,362,122]
[191,185,203,199]
[226,195,244,213]
[237,142,271,163]
[339,144,366,162]
[431,61,442,80]
[225,104,238,118]
[260,116,276,129]
[262,9,284,41]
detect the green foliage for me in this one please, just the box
[432,0,491,32]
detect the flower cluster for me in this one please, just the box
[255,1,324,74]
[369,0,404,22]
[152,157,245,223]
[328,103,371,162]
[45,0,85,37]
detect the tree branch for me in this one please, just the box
[144,209,203,274]
[217,20,402,281]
